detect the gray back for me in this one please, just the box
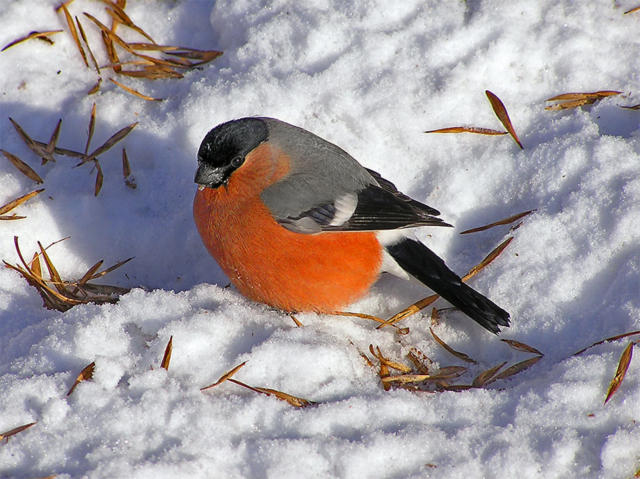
[260,118,377,220]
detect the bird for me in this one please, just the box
[193,117,510,334]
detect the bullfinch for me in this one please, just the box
[193,117,510,334]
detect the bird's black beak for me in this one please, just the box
[194,164,229,189]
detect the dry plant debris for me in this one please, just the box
[85,102,97,155]
[424,126,508,136]
[471,361,507,388]
[545,91,621,110]
[0,421,37,442]
[424,89,525,145]
[8,108,137,196]
[366,334,543,392]
[381,366,467,385]
[485,90,523,149]
[109,77,163,101]
[0,189,44,220]
[66,361,96,396]
[358,350,376,368]
[624,5,640,14]
[378,237,513,329]
[462,236,513,282]
[429,306,441,327]
[60,3,88,67]
[88,78,102,94]
[571,331,640,404]
[460,209,536,234]
[367,344,468,391]
[604,341,634,404]
[39,1,224,101]
[501,338,543,356]
[76,15,100,74]
[5,1,223,101]
[73,105,138,195]
[4,236,132,312]
[160,336,173,370]
[332,310,386,326]
[332,310,409,334]
[1,30,63,52]
[244,385,314,408]
[369,344,412,379]
[10,117,62,165]
[201,361,314,407]
[201,361,248,390]
[289,314,303,327]
[573,330,640,356]
[377,295,439,330]
[430,327,478,364]
[370,345,392,390]
[407,347,433,374]
[1,149,44,183]
[121,149,136,189]
[492,356,542,381]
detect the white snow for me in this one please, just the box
[1,1,640,478]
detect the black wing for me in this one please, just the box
[386,238,510,334]
[277,168,451,233]
[364,168,441,216]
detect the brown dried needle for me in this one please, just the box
[67,361,96,396]
[160,336,173,370]
[485,90,523,149]
[0,150,43,184]
[0,189,44,220]
[604,342,634,404]
[1,30,63,52]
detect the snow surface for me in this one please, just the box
[1,0,640,477]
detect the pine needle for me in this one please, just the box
[60,3,88,67]
[66,362,96,396]
[0,421,37,441]
[486,90,523,149]
[1,30,63,52]
[461,210,535,234]
[0,189,44,218]
[1,149,44,183]
[430,327,478,364]
[201,362,247,390]
[501,339,543,356]
[109,78,163,101]
[160,336,173,370]
[425,126,508,135]
[472,362,507,387]
[604,342,634,404]
[545,91,621,111]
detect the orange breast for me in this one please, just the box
[193,144,382,312]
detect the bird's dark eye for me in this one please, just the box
[231,156,244,168]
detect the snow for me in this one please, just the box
[1,0,640,477]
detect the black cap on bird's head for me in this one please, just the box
[195,117,269,188]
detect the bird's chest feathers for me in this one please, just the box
[193,184,278,259]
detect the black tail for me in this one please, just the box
[386,238,510,334]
